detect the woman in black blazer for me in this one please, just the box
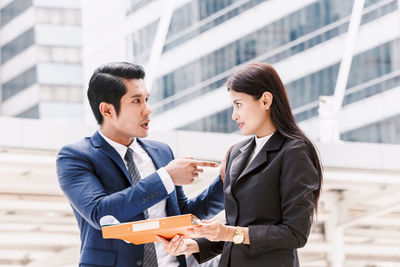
[159,62,323,267]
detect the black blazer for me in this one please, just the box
[194,131,319,267]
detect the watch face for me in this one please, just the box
[233,234,244,244]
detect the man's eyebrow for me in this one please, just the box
[233,99,241,103]
[130,94,144,98]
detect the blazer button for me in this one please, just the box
[154,192,159,197]
[141,198,146,204]
[136,259,143,266]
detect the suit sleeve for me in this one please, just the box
[175,177,224,219]
[56,145,169,230]
[169,146,225,220]
[248,141,319,252]
[192,238,224,264]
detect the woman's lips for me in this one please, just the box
[238,123,244,129]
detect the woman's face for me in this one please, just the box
[230,90,272,137]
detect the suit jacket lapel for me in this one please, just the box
[229,137,255,187]
[137,139,163,169]
[138,139,180,216]
[234,131,286,186]
[91,131,132,185]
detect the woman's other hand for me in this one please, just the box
[187,219,234,242]
[157,235,200,256]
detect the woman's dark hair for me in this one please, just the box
[226,62,323,216]
[87,62,145,124]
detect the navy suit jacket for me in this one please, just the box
[56,131,224,267]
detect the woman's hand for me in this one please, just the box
[157,235,200,256]
[187,219,235,242]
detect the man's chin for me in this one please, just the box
[137,130,149,138]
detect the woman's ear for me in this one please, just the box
[261,91,273,110]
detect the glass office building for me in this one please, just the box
[108,0,400,145]
[0,0,83,120]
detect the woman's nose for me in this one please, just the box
[232,111,238,121]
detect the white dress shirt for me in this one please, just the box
[246,133,274,168]
[98,130,179,267]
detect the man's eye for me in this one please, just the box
[145,97,149,102]
[236,103,241,108]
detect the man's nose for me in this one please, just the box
[143,102,152,116]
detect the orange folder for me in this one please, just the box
[102,214,201,244]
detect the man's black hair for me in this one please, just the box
[87,62,145,124]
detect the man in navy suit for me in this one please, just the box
[56,62,224,267]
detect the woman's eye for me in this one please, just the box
[133,99,141,103]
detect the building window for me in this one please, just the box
[127,0,153,14]
[40,85,82,102]
[178,107,237,133]
[152,0,356,106]
[177,38,400,133]
[131,19,159,65]
[37,46,82,63]
[0,0,32,26]
[341,114,400,144]
[288,38,400,121]
[164,0,266,52]
[1,66,37,101]
[35,8,81,25]
[1,27,34,63]
[152,0,396,116]
[16,105,39,119]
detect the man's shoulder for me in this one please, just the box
[138,138,171,151]
[58,137,94,157]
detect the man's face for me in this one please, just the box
[110,79,152,139]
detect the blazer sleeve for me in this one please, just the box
[170,145,225,219]
[192,238,224,264]
[56,145,169,230]
[175,177,224,220]
[248,141,319,252]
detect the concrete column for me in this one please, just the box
[324,191,345,267]
[318,0,365,143]
[318,96,340,143]
[145,0,176,92]
[332,0,365,111]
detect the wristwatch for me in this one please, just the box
[232,226,245,244]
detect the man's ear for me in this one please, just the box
[99,102,115,120]
[261,91,273,110]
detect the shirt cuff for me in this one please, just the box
[157,167,174,194]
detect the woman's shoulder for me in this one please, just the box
[282,137,314,158]
[231,136,253,152]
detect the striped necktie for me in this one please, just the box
[125,147,158,267]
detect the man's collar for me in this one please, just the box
[98,129,134,159]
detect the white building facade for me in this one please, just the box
[0,0,83,120]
